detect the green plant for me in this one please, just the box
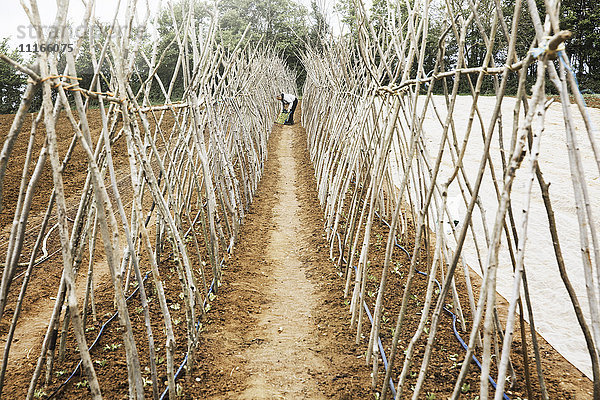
[33,389,47,398]
[461,383,471,393]
[448,353,462,369]
[55,369,67,377]
[426,393,436,400]
[75,379,89,389]
[104,343,122,351]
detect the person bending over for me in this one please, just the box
[276,93,298,125]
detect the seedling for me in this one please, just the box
[75,379,89,389]
[104,343,122,351]
[392,262,403,276]
[461,383,471,393]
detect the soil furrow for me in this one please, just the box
[189,105,372,399]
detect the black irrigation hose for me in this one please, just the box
[159,241,234,400]
[352,260,397,398]
[12,249,61,281]
[47,271,151,399]
[46,219,232,400]
[48,239,227,400]
[373,211,510,400]
[334,229,397,397]
[155,209,512,399]
[47,207,510,398]
[157,278,217,400]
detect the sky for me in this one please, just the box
[0,0,344,49]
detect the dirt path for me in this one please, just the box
[239,118,327,399]
[0,105,594,398]
[190,109,372,399]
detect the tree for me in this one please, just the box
[308,0,331,50]
[334,0,359,40]
[0,39,27,114]
[217,0,310,87]
[561,0,600,92]
[151,0,310,94]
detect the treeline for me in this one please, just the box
[335,0,600,95]
[1,0,599,114]
[0,0,328,113]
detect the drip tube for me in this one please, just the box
[47,271,151,399]
[58,208,513,398]
[373,211,511,399]
[360,288,397,398]
[159,241,233,400]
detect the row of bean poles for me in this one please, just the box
[0,0,295,399]
[302,0,599,399]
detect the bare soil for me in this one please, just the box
[184,111,373,399]
[0,104,594,399]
